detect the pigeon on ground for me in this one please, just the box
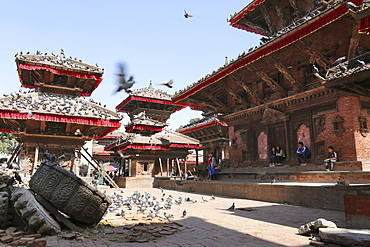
[211,194,216,200]
[201,196,208,203]
[13,172,22,184]
[228,203,235,211]
[164,212,174,220]
[182,210,187,217]
[44,150,56,162]
[184,10,193,18]
[115,63,135,93]
[6,177,15,187]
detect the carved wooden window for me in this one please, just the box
[332,115,344,136]
[359,116,368,129]
[358,116,368,137]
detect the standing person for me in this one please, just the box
[269,147,277,165]
[207,153,217,181]
[324,146,337,171]
[296,142,310,164]
[275,145,286,165]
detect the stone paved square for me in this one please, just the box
[43,188,345,247]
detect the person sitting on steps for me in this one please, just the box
[296,142,311,165]
[324,146,337,171]
[269,147,277,166]
[275,145,286,165]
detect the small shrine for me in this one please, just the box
[0,50,121,173]
[105,84,201,186]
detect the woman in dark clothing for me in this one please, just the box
[270,147,277,165]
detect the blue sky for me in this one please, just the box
[0,0,260,129]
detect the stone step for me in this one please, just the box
[219,161,370,173]
[216,171,370,183]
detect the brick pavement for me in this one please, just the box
[41,188,345,247]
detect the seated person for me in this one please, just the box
[275,145,286,164]
[296,142,311,164]
[269,147,277,165]
[324,146,337,171]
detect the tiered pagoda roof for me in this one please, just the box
[15,50,103,96]
[117,83,202,123]
[177,116,228,144]
[0,50,121,158]
[125,117,168,136]
[104,129,201,156]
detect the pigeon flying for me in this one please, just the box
[115,63,135,93]
[160,80,173,88]
[184,10,193,18]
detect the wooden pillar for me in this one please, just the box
[284,119,290,161]
[195,149,199,166]
[167,158,170,177]
[158,157,163,176]
[176,158,182,177]
[184,158,187,178]
[32,144,39,175]
[128,159,132,177]
[74,149,80,176]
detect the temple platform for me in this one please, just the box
[114,176,154,188]
[153,178,370,212]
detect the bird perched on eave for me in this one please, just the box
[115,62,135,94]
[160,80,173,88]
[184,10,193,18]
[332,56,346,65]
[346,2,360,11]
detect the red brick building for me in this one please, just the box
[173,0,370,167]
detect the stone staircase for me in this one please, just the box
[216,161,370,184]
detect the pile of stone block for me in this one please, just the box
[0,158,112,238]
[0,227,46,246]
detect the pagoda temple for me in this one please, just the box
[172,0,370,168]
[0,50,121,171]
[105,84,201,182]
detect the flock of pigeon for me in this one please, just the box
[15,49,103,73]
[314,46,369,82]
[0,89,119,121]
[105,187,236,221]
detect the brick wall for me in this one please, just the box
[316,96,369,162]
[344,195,370,228]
